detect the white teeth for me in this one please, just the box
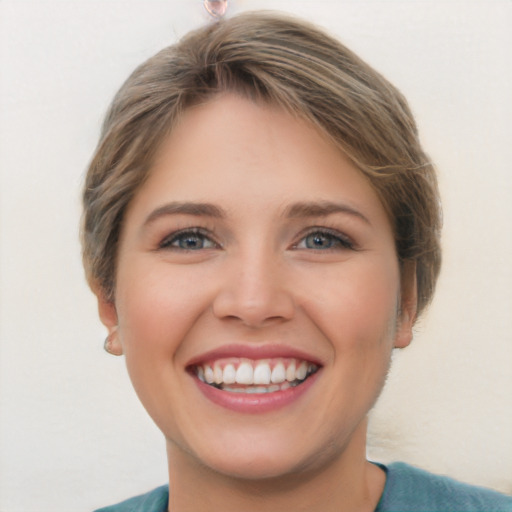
[296,361,307,380]
[245,386,268,394]
[204,366,214,384]
[270,362,286,384]
[286,361,296,382]
[253,362,272,385]
[223,364,236,384]
[245,387,262,394]
[213,363,223,384]
[196,358,318,390]
[223,382,289,394]
[235,362,254,385]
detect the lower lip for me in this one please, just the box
[192,371,320,414]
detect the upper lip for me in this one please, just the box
[185,344,324,368]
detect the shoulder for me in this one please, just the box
[93,485,169,512]
[377,462,512,512]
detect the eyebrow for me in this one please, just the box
[144,202,226,225]
[143,200,370,226]
[284,201,371,225]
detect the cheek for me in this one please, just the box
[112,259,214,428]
[301,257,400,352]
[114,258,214,358]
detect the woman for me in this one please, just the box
[82,11,512,512]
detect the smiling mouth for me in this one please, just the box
[192,358,319,394]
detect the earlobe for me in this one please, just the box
[95,287,123,356]
[394,303,416,349]
[104,327,123,356]
[394,261,418,349]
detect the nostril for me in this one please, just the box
[210,259,295,326]
[212,291,295,327]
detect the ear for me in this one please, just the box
[95,285,123,356]
[394,261,418,349]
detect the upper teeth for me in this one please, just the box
[196,358,317,387]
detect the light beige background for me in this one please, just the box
[0,1,511,511]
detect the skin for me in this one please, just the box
[97,94,416,512]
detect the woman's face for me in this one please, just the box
[99,94,415,480]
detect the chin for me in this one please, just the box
[182,428,338,483]
[204,453,309,482]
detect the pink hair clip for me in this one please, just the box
[204,0,228,19]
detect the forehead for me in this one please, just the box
[127,93,389,227]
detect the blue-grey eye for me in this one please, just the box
[305,232,335,249]
[161,230,216,250]
[296,230,353,250]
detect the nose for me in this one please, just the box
[212,250,295,328]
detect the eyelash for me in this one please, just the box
[159,228,218,251]
[159,227,355,252]
[292,228,355,251]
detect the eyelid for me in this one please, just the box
[158,227,220,250]
[156,225,355,251]
[291,226,356,250]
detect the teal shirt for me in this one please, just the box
[94,462,512,512]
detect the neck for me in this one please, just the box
[166,422,386,512]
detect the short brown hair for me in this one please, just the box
[82,11,442,316]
